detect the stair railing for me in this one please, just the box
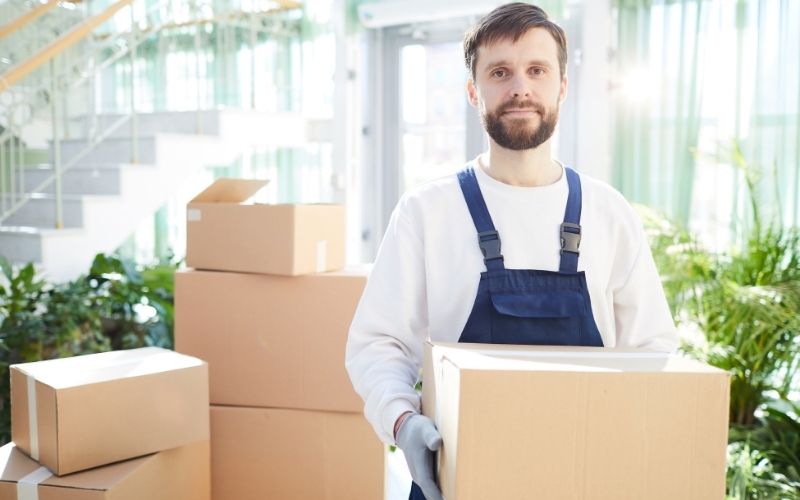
[0,0,165,227]
[0,0,300,228]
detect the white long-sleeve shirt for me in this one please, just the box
[346,161,678,444]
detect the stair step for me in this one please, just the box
[0,226,43,263]
[54,136,158,165]
[22,164,125,195]
[0,226,85,266]
[70,111,220,139]
[1,193,85,228]
[1,112,270,280]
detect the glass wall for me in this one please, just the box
[612,0,799,249]
[96,0,339,263]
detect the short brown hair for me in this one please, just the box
[463,2,567,81]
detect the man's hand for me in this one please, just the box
[395,413,444,500]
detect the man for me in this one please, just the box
[346,3,678,499]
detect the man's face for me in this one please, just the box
[467,27,567,151]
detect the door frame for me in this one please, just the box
[359,6,584,261]
[361,18,485,260]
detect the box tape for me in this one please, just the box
[26,374,39,461]
[17,466,53,500]
[316,240,327,273]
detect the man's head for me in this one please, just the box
[464,3,568,151]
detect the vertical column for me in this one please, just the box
[130,3,139,164]
[576,0,612,183]
[51,59,64,229]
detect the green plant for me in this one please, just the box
[640,142,800,427]
[640,141,800,495]
[86,253,177,350]
[730,399,800,486]
[0,252,179,444]
[642,210,800,424]
[726,399,800,499]
[0,259,111,445]
[726,441,800,499]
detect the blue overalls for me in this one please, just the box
[408,165,604,500]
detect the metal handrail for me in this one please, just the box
[0,1,86,77]
[0,28,132,147]
[0,114,132,224]
[0,0,159,226]
[0,0,302,228]
[0,0,135,93]
[0,0,60,39]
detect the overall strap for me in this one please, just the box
[559,167,583,274]
[457,167,505,272]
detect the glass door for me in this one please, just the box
[361,19,486,260]
[399,40,485,189]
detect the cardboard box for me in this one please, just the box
[0,440,210,500]
[211,405,383,500]
[175,267,368,412]
[185,178,345,276]
[422,342,731,500]
[11,347,209,476]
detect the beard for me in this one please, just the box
[480,98,559,151]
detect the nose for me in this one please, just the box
[510,74,531,98]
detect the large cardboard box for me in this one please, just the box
[0,440,210,500]
[211,405,383,500]
[185,178,345,276]
[175,267,368,412]
[11,347,209,476]
[423,342,731,500]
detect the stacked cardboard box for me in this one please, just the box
[1,347,211,499]
[423,341,731,500]
[177,178,383,500]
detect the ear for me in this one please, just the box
[559,73,568,103]
[466,78,479,108]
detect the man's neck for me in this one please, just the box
[478,140,562,187]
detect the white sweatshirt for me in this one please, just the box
[345,161,679,444]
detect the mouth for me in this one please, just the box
[502,109,541,119]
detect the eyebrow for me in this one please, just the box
[483,59,554,71]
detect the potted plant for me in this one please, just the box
[639,142,800,498]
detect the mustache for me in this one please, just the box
[497,100,545,115]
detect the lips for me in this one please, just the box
[502,108,541,119]
[500,102,544,117]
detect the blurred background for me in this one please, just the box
[0,1,798,497]
[2,0,797,270]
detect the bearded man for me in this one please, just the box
[346,4,678,499]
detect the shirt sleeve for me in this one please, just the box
[345,197,429,444]
[612,219,680,353]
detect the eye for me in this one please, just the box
[491,69,507,78]
[530,67,545,76]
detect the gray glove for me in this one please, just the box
[396,414,444,500]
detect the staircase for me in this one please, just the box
[0,0,308,281]
[0,109,311,281]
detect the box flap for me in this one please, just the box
[189,178,268,203]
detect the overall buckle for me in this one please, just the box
[478,230,502,260]
[560,222,581,255]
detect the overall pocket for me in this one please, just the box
[489,289,586,345]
